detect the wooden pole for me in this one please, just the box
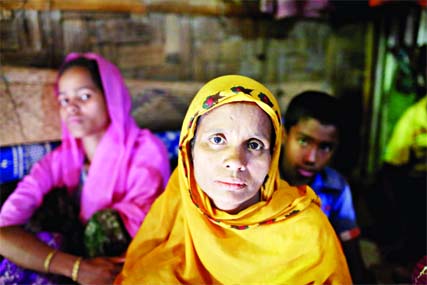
[1,0,146,13]
[0,0,263,17]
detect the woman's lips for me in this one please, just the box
[67,116,83,125]
[216,180,246,191]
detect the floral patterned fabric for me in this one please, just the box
[84,209,130,258]
[0,232,64,285]
[412,255,427,285]
[0,188,130,285]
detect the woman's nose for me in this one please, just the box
[224,147,247,172]
[66,101,79,114]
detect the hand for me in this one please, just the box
[76,257,123,285]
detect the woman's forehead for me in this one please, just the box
[197,102,272,134]
[199,102,261,120]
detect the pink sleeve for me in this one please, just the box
[0,151,61,227]
[112,132,171,237]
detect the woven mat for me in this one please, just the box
[1,66,203,146]
[1,65,328,146]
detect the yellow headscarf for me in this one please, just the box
[116,75,352,285]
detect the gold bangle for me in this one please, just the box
[71,257,82,282]
[43,250,57,273]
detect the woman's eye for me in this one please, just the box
[248,140,263,150]
[209,135,225,145]
[80,93,91,101]
[58,98,68,107]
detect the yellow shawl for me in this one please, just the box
[116,75,352,284]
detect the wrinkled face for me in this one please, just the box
[58,66,110,140]
[281,118,338,186]
[192,102,273,213]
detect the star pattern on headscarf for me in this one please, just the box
[231,86,253,95]
[202,92,224,109]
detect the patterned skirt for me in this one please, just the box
[0,188,130,285]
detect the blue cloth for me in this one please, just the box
[310,167,360,241]
[0,131,181,184]
[154,130,180,162]
[0,142,60,184]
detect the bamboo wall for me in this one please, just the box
[1,1,367,147]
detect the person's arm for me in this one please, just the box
[0,225,121,284]
[0,149,122,284]
[111,131,171,237]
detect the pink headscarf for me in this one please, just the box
[0,53,170,236]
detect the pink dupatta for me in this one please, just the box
[0,53,170,236]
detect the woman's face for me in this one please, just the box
[192,102,273,213]
[58,66,110,140]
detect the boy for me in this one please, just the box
[280,90,370,283]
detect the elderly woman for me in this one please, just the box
[115,75,352,284]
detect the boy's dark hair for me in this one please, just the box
[59,57,104,94]
[283,90,341,132]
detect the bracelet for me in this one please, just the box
[71,257,82,282]
[43,250,57,273]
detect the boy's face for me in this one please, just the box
[281,118,338,186]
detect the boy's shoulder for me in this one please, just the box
[317,167,349,193]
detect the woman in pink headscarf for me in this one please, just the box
[0,53,170,284]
